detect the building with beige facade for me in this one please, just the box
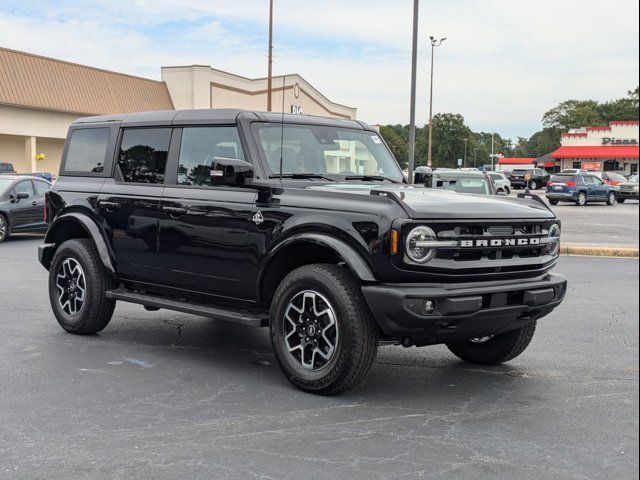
[0,47,356,176]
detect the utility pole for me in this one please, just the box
[463,138,468,168]
[427,36,446,167]
[267,0,274,112]
[491,133,495,171]
[407,0,419,183]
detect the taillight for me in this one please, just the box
[44,191,49,223]
[547,181,554,187]
[566,181,576,187]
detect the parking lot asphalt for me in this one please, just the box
[0,237,638,480]
[510,189,639,249]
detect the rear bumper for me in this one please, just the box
[546,192,577,201]
[362,273,567,346]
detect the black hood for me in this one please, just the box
[309,183,555,220]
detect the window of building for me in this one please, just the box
[118,128,171,184]
[572,162,581,169]
[177,127,245,186]
[64,128,111,173]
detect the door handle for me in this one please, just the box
[98,201,121,212]
[163,206,187,218]
[32,201,38,206]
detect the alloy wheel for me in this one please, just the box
[55,258,86,316]
[469,336,494,343]
[0,216,6,241]
[283,290,338,370]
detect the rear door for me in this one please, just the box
[98,128,172,283]
[157,125,258,300]
[30,179,50,231]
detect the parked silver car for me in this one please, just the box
[489,172,512,195]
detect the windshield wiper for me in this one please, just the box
[269,173,336,181]
[344,175,401,184]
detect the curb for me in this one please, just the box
[561,245,639,258]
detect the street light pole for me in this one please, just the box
[407,0,419,183]
[267,0,274,112]
[427,36,446,168]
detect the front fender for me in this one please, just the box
[42,212,115,273]
[259,232,377,285]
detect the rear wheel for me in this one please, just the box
[446,321,537,365]
[549,199,559,206]
[576,191,587,206]
[49,239,116,334]
[606,192,616,206]
[270,264,379,395]
[0,214,8,243]
[617,198,626,204]
[529,180,538,190]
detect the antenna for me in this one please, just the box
[279,74,286,180]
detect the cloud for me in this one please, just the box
[0,0,638,138]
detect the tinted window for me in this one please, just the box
[65,128,110,173]
[178,127,245,186]
[0,178,13,194]
[550,174,576,183]
[16,180,35,196]
[34,181,50,196]
[118,128,171,184]
[606,173,626,182]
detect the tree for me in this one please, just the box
[430,113,474,168]
[379,125,408,168]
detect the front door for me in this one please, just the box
[98,127,172,283]
[157,126,258,300]
[10,180,41,230]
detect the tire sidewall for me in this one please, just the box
[270,271,354,385]
[49,241,95,331]
[607,192,616,205]
[578,192,587,206]
[0,213,9,242]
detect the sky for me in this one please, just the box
[0,0,638,139]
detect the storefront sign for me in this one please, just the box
[291,105,303,115]
[582,162,603,171]
[602,137,638,145]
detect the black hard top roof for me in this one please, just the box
[73,109,371,130]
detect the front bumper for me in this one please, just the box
[362,273,567,346]
[617,190,639,199]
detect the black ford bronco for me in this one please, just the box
[39,110,567,394]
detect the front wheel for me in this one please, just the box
[49,239,116,334]
[0,214,9,243]
[549,199,559,206]
[446,321,537,365]
[617,198,626,204]
[529,180,538,190]
[270,264,379,395]
[606,192,616,206]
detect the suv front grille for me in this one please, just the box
[399,220,558,282]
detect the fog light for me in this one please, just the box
[424,299,436,314]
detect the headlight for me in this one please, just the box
[548,223,561,256]
[405,226,438,264]
[633,185,639,192]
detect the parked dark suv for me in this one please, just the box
[509,168,550,190]
[39,110,567,394]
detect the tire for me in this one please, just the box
[49,238,116,335]
[617,198,626,204]
[549,199,559,206]
[446,321,537,365]
[270,264,379,395]
[606,192,616,206]
[576,191,587,206]
[529,180,538,190]
[0,213,9,243]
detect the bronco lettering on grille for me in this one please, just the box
[460,238,541,248]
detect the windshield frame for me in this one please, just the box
[250,122,405,183]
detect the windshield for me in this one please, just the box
[433,175,491,195]
[550,174,576,183]
[630,174,639,183]
[0,178,14,195]
[606,173,626,182]
[254,123,404,181]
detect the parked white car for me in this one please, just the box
[489,172,512,194]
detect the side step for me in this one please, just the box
[105,288,268,328]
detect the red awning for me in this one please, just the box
[551,146,639,159]
[498,158,535,165]
[542,162,556,168]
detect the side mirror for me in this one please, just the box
[414,166,433,187]
[16,192,30,200]
[210,157,255,186]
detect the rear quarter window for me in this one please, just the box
[63,128,111,174]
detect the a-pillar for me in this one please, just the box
[25,136,37,173]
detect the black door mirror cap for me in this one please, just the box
[210,157,255,186]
